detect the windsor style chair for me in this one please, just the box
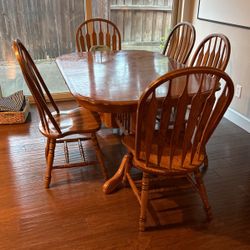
[190,33,231,70]
[189,33,231,167]
[76,18,121,52]
[13,39,108,188]
[162,22,196,64]
[118,67,234,231]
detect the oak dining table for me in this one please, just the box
[56,50,187,193]
[55,50,187,113]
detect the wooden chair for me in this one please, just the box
[189,33,231,167]
[162,22,196,64]
[76,18,121,52]
[12,39,108,188]
[119,67,234,231]
[76,18,122,129]
[190,33,231,70]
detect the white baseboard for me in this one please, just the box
[224,108,250,133]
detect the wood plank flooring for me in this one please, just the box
[0,101,250,249]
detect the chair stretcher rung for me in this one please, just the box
[78,139,86,161]
[56,137,91,143]
[64,141,69,164]
[53,160,98,169]
[127,173,141,206]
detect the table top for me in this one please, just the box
[56,50,185,113]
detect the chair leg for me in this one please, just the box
[45,139,56,188]
[122,152,132,185]
[45,138,50,160]
[194,169,212,221]
[139,172,150,231]
[91,133,108,180]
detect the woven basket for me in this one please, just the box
[0,98,30,124]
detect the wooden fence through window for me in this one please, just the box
[0,0,86,61]
[109,0,173,45]
[0,0,173,61]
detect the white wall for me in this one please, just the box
[184,0,250,132]
[197,0,250,29]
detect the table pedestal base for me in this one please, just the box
[102,154,130,194]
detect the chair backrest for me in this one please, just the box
[76,18,121,52]
[12,39,62,135]
[190,33,231,71]
[162,22,196,64]
[135,67,234,168]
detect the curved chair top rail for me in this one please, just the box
[12,39,62,135]
[190,33,231,71]
[76,18,121,52]
[135,66,234,170]
[162,21,196,64]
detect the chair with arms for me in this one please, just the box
[12,39,108,188]
[118,67,234,231]
[190,33,231,70]
[76,18,121,52]
[162,22,196,64]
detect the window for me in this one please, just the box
[0,0,86,98]
[1,0,175,99]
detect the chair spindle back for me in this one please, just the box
[190,33,231,71]
[12,39,61,135]
[135,67,234,169]
[76,18,121,52]
[162,22,196,64]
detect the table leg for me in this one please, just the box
[102,154,130,194]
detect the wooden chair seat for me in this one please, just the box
[39,107,101,138]
[122,134,204,175]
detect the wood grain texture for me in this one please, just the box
[119,67,234,231]
[110,0,173,44]
[12,39,108,187]
[75,17,122,128]
[56,50,186,113]
[190,33,231,71]
[76,18,121,52]
[0,0,86,60]
[0,101,250,248]
[0,1,174,61]
[162,22,196,64]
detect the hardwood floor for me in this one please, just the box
[0,101,250,249]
